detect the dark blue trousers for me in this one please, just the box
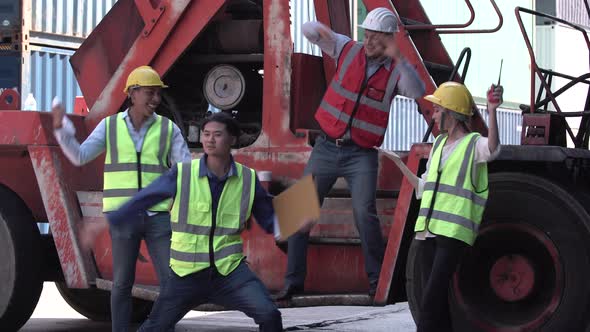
[138,260,283,331]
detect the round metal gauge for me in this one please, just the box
[203,65,246,110]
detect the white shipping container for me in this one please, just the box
[25,45,82,114]
[31,0,115,39]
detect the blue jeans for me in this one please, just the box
[286,136,385,289]
[138,261,283,332]
[108,212,172,332]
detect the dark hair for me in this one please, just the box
[200,111,240,137]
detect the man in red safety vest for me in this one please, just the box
[275,7,426,300]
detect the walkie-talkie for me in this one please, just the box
[487,59,503,103]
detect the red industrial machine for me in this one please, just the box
[1,0,590,331]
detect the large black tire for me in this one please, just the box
[406,172,590,331]
[56,282,153,323]
[0,187,43,332]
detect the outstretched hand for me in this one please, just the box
[78,219,108,251]
[51,98,65,129]
[380,34,402,61]
[376,147,402,163]
[374,147,420,191]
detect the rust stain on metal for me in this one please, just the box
[168,0,190,19]
[268,0,292,113]
[90,46,137,118]
[29,147,94,288]
[276,152,310,163]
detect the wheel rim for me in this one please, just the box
[489,254,535,302]
[452,222,563,331]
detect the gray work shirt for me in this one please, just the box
[301,21,425,98]
[302,22,426,139]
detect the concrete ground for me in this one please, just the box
[22,283,417,331]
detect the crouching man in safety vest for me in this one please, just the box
[381,82,503,332]
[107,112,307,331]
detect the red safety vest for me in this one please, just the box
[315,41,401,148]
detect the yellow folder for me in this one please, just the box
[272,175,321,240]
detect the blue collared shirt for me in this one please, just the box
[107,155,277,236]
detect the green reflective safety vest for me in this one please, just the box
[103,113,173,212]
[415,132,488,246]
[169,160,256,277]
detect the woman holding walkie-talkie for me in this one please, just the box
[379,81,503,332]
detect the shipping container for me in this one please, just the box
[536,0,590,27]
[27,45,82,113]
[30,0,116,48]
[0,0,114,111]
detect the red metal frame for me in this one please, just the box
[0,111,102,288]
[433,0,502,35]
[515,6,590,146]
[0,89,20,110]
[405,0,475,31]
[134,0,166,37]
[374,143,431,305]
[8,0,504,298]
[29,146,97,288]
[73,0,227,130]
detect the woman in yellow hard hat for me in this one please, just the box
[52,65,190,332]
[380,82,503,332]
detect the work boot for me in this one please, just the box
[368,281,378,297]
[272,284,303,301]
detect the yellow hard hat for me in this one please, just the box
[424,82,474,116]
[124,65,168,93]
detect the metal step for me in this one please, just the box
[424,61,453,73]
[326,178,399,198]
[424,61,455,85]
[96,278,373,308]
[400,17,429,26]
[306,196,395,245]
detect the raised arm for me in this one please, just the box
[302,21,351,59]
[381,35,426,99]
[52,100,107,166]
[486,84,503,154]
[377,148,420,190]
[107,166,178,225]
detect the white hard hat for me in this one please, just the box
[359,7,398,33]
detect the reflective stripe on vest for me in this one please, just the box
[103,113,172,212]
[415,133,488,246]
[314,41,401,148]
[169,160,255,277]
